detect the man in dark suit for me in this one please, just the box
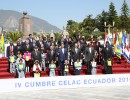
[22,39,33,53]
[15,41,23,55]
[47,46,56,63]
[6,42,16,58]
[71,43,81,62]
[71,43,81,75]
[18,38,24,46]
[36,37,44,48]
[57,43,68,76]
[85,43,95,75]
[102,41,113,74]
[43,37,49,51]
[31,46,42,64]
[27,34,33,44]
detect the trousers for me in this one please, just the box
[49,70,55,77]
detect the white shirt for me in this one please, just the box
[62,48,64,54]
[33,64,41,72]
[75,48,78,53]
[89,47,91,53]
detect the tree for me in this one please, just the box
[82,15,97,34]
[66,20,79,34]
[96,10,109,32]
[120,0,130,31]
[6,32,23,43]
[108,2,119,28]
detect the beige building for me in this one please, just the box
[19,12,32,39]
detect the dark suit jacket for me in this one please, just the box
[22,44,33,53]
[31,50,42,63]
[47,50,56,62]
[43,41,49,51]
[36,40,44,48]
[27,38,33,44]
[85,47,95,61]
[102,47,113,60]
[58,48,68,62]
[6,45,16,58]
[15,45,23,54]
[71,48,81,61]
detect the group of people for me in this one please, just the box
[6,33,113,78]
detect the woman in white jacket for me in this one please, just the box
[33,60,42,77]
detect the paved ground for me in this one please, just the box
[0,86,129,100]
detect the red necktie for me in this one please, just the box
[10,46,13,52]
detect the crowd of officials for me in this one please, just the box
[6,33,113,78]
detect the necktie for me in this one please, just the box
[75,48,78,53]
[10,46,13,52]
[51,50,53,55]
[35,51,37,56]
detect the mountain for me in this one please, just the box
[0,10,61,32]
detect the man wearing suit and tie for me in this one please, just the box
[102,41,113,74]
[6,42,16,58]
[36,37,44,48]
[31,46,42,64]
[47,46,56,63]
[71,43,81,75]
[57,43,68,76]
[85,43,95,75]
[71,43,81,62]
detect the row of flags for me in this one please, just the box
[104,32,130,63]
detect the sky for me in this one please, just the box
[0,0,130,29]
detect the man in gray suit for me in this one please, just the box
[85,43,95,75]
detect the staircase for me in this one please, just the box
[0,58,14,79]
[0,55,130,79]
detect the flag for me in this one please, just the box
[1,34,5,53]
[114,33,121,59]
[122,33,130,63]
[104,33,111,45]
[104,33,107,43]
[123,46,130,63]
[114,32,118,45]
[122,32,126,51]
[119,31,122,44]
